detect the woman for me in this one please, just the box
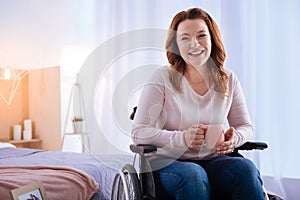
[132,7,265,200]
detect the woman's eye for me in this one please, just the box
[198,34,206,38]
[181,37,189,41]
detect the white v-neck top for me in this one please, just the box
[132,66,253,160]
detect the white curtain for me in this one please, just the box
[220,0,300,199]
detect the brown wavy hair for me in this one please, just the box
[166,8,227,95]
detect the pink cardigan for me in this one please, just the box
[132,66,253,160]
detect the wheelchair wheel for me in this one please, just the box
[111,164,142,200]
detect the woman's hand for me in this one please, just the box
[216,127,237,154]
[184,124,207,150]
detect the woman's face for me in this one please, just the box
[176,19,212,68]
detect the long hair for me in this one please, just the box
[166,8,227,95]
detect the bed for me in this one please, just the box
[0,142,133,200]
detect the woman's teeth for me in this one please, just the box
[189,50,203,55]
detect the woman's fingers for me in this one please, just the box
[224,127,234,140]
[186,125,238,154]
[185,126,206,150]
[216,128,237,154]
[193,134,205,140]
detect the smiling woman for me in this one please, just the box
[131,7,265,200]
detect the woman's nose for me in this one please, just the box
[190,37,200,48]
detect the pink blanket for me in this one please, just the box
[0,166,99,200]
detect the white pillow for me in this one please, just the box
[0,142,16,148]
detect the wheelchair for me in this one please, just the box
[111,107,281,200]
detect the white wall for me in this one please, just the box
[0,0,95,68]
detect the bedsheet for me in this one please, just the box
[0,147,133,200]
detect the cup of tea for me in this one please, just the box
[205,124,224,149]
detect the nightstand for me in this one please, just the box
[8,139,42,149]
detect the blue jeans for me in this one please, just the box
[151,155,265,200]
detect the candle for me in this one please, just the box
[24,119,32,131]
[13,125,22,141]
[23,130,32,140]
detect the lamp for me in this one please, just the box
[0,67,28,105]
[3,68,11,80]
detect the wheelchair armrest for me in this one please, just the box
[236,141,268,151]
[130,144,157,154]
[129,142,267,156]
